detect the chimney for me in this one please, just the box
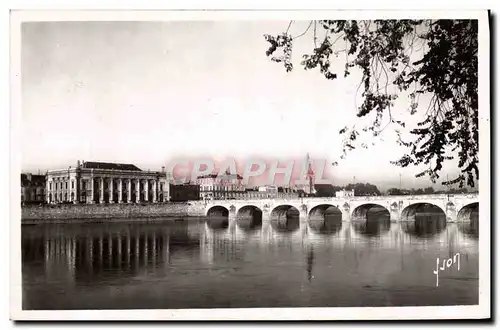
[161,166,165,173]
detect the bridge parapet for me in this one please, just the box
[203,193,479,223]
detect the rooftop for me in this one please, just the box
[197,171,243,180]
[81,161,142,172]
[21,173,46,186]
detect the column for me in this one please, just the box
[136,179,140,203]
[90,175,95,204]
[144,180,149,202]
[46,180,51,204]
[127,179,132,203]
[109,178,114,203]
[74,176,79,204]
[99,177,104,203]
[118,178,123,203]
[78,178,83,204]
[152,180,157,203]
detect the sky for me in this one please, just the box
[20,20,463,190]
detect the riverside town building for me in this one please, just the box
[21,173,46,205]
[46,161,170,204]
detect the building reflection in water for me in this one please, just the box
[206,218,228,230]
[70,228,173,283]
[306,245,315,282]
[21,222,207,287]
[236,217,262,233]
[22,208,480,292]
[200,222,247,265]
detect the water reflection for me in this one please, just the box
[269,206,300,233]
[352,211,391,237]
[21,215,479,310]
[236,217,262,232]
[306,245,315,282]
[206,218,229,230]
[270,216,300,232]
[401,213,447,239]
[458,211,479,239]
[308,215,343,235]
[21,222,201,287]
[236,206,263,232]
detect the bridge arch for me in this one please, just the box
[270,205,300,232]
[307,204,343,234]
[351,203,391,237]
[457,202,479,238]
[206,205,229,217]
[205,205,230,229]
[400,202,446,221]
[236,205,263,231]
[351,203,390,222]
[400,202,447,239]
[457,202,479,222]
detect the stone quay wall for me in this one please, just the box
[21,202,207,223]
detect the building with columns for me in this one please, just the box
[46,161,170,204]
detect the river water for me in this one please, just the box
[21,212,479,310]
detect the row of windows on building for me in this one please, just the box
[49,180,74,191]
[200,185,245,192]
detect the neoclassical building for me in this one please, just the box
[46,161,170,204]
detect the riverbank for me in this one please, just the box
[21,202,206,224]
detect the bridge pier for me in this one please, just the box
[299,214,308,228]
[340,210,351,222]
[446,202,458,222]
[390,211,401,223]
[228,213,237,231]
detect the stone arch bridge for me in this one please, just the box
[204,193,479,223]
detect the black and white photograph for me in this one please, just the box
[9,9,490,321]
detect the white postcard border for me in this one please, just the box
[9,8,491,321]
